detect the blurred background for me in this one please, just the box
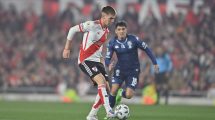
[0,0,215,105]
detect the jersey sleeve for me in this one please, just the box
[105,40,114,67]
[133,35,157,65]
[67,21,94,41]
[78,21,94,32]
[66,25,80,41]
[134,36,148,50]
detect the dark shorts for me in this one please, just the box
[111,68,140,90]
[79,60,109,85]
[155,72,168,84]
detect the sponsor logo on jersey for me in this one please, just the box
[115,45,119,49]
[121,44,125,48]
[142,42,147,49]
[127,41,132,49]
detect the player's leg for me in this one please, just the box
[97,63,111,93]
[110,74,124,108]
[163,83,169,105]
[79,61,114,119]
[96,63,113,108]
[109,83,120,108]
[93,74,115,118]
[103,84,119,120]
[98,64,121,109]
[97,63,117,109]
[87,82,112,120]
[162,73,169,105]
[121,73,139,99]
[104,84,121,120]
[79,62,101,120]
[154,72,163,105]
[124,87,135,98]
[106,81,110,93]
[87,94,102,120]
[115,86,135,106]
[109,68,124,108]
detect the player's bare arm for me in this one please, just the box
[100,56,105,65]
[62,25,80,59]
[63,40,72,59]
[108,61,115,72]
[154,64,159,73]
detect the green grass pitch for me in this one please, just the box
[0,101,215,120]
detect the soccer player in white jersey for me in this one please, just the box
[62,6,116,120]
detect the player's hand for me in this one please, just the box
[63,49,71,59]
[154,65,159,73]
[108,61,115,72]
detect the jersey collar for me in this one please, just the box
[116,37,128,44]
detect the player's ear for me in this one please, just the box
[101,12,106,19]
[125,27,128,32]
[115,28,117,34]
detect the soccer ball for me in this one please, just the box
[114,104,130,120]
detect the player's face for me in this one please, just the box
[115,26,127,40]
[103,13,116,26]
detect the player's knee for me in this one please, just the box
[110,89,118,96]
[126,93,133,99]
[110,85,120,96]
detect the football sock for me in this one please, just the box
[109,94,116,108]
[98,84,112,113]
[164,89,169,105]
[88,94,102,116]
[156,88,160,104]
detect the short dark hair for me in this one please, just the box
[102,6,116,15]
[115,21,127,28]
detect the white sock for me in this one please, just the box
[98,84,112,113]
[88,94,102,116]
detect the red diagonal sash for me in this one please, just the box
[79,30,108,63]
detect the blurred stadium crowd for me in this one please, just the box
[0,0,215,96]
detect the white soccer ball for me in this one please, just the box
[115,104,130,120]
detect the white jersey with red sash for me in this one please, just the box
[78,20,109,63]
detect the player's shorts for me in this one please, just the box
[79,60,109,85]
[111,68,140,90]
[155,72,168,84]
